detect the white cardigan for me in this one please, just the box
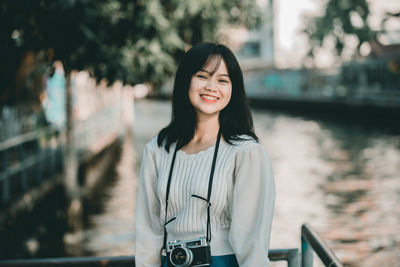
[134,136,275,267]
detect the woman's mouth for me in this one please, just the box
[200,94,218,103]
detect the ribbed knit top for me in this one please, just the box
[134,136,275,267]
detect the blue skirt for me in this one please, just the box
[161,254,238,267]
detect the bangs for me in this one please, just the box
[201,54,224,75]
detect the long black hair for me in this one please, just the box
[158,42,258,151]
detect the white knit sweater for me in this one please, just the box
[134,136,275,267]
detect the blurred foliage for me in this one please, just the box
[0,0,261,105]
[381,11,400,32]
[161,0,261,46]
[302,0,375,62]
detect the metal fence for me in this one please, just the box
[301,224,343,267]
[0,125,64,205]
[0,106,47,142]
[0,88,124,208]
[0,224,342,267]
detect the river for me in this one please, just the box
[2,99,399,266]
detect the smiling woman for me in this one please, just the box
[134,43,275,267]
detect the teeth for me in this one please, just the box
[202,95,217,100]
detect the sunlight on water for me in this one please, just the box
[253,112,332,249]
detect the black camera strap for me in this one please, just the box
[162,141,179,255]
[162,129,222,255]
[204,129,222,243]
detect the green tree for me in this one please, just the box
[0,0,184,104]
[302,0,375,63]
[160,0,261,47]
[1,0,262,104]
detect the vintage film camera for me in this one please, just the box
[166,236,212,267]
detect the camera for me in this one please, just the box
[166,236,212,266]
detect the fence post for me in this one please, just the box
[35,139,43,184]
[288,249,300,267]
[301,236,313,267]
[1,151,10,204]
[18,143,28,191]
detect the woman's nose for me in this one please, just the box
[205,79,217,91]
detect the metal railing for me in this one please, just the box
[0,101,123,207]
[0,249,299,267]
[0,224,343,267]
[0,256,134,267]
[0,126,64,205]
[270,248,300,267]
[0,225,342,267]
[301,223,343,267]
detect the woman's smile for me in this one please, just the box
[200,94,219,103]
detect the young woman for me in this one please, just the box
[135,43,275,267]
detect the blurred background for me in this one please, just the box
[0,0,399,266]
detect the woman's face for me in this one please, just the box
[188,58,232,121]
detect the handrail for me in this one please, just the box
[0,256,135,267]
[301,223,343,267]
[0,249,298,267]
[0,125,64,204]
[0,224,342,267]
[0,126,61,152]
[269,248,299,267]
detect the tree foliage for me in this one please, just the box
[161,0,261,46]
[0,0,262,104]
[302,0,375,62]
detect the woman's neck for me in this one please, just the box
[194,118,219,142]
[181,116,220,154]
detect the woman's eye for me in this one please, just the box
[219,79,229,83]
[196,74,207,79]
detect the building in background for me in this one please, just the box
[224,0,275,66]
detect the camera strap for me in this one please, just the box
[204,128,222,243]
[162,129,222,253]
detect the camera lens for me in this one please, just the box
[170,247,193,266]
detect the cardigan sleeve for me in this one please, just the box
[134,141,163,267]
[229,143,275,267]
